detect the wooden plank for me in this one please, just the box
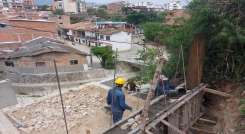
[161,120,186,134]
[129,84,206,134]
[103,94,166,133]
[149,84,205,127]
[191,126,215,134]
[145,128,154,134]
[203,88,233,98]
[199,118,216,124]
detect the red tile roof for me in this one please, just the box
[0,19,57,43]
[59,21,96,31]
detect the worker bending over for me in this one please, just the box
[107,77,132,123]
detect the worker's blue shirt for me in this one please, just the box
[106,87,130,113]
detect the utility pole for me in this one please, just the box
[53,60,69,134]
[140,51,166,133]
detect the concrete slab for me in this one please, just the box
[0,80,17,109]
[0,111,20,134]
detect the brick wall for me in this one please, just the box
[14,52,87,68]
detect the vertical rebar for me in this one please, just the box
[53,60,69,134]
[113,48,118,86]
[181,45,187,91]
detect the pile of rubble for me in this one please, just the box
[7,84,143,134]
[120,115,142,130]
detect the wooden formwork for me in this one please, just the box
[103,84,221,134]
[144,84,206,134]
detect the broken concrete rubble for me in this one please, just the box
[5,84,143,134]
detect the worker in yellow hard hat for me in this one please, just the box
[106,77,132,123]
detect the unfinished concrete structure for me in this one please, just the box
[103,83,233,134]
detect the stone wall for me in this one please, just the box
[10,69,110,83]
[9,69,113,95]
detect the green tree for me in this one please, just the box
[137,48,157,82]
[126,11,165,25]
[109,14,126,21]
[143,22,163,42]
[138,0,245,82]
[99,5,107,9]
[91,46,115,69]
[38,5,49,11]
[185,0,245,81]
[87,8,97,16]
[53,9,64,15]
[96,8,109,19]
[70,14,85,24]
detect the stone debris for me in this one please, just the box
[9,85,108,133]
[120,114,143,130]
[7,85,144,134]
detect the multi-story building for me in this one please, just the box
[62,0,78,13]
[23,0,35,9]
[12,0,23,9]
[0,0,36,9]
[79,0,86,13]
[0,0,4,8]
[62,0,86,14]
[167,0,182,10]
[52,0,63,11]
[1,0,13,8]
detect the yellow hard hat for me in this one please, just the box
[115,77,126,85]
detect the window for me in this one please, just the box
[70,60,78,65]
[36,62,45,67]
[100,35,104,39]
[106,36,110,41]
[5,61,14,67]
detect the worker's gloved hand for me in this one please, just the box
[127,106,133,111]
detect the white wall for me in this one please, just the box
[62,0,78,13]
[102,31,132,51]
[0,0,3,8]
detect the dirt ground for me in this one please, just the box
[7,84,144,134]
[204,81,244,134]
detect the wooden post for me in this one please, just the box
[203,88,233,98]
[161,120,186,134]
[140,56,165,133]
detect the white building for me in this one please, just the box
[52,0,63,11]
[62,0,86,14]
[58,20,136,51]
[79,0,86,13]
[0,0,3,8]
[1,0,13,8]
[96,30,132,51]
[167,0,182,10]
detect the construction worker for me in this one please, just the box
[106,77,132,123]
[155,78,164,96]
[126,78,138,92]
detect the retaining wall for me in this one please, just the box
[10,69,110,83]
[0,80,17,109]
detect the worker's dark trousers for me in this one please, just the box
[112,111,123,123]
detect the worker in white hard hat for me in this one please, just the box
[106,77,132,123]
